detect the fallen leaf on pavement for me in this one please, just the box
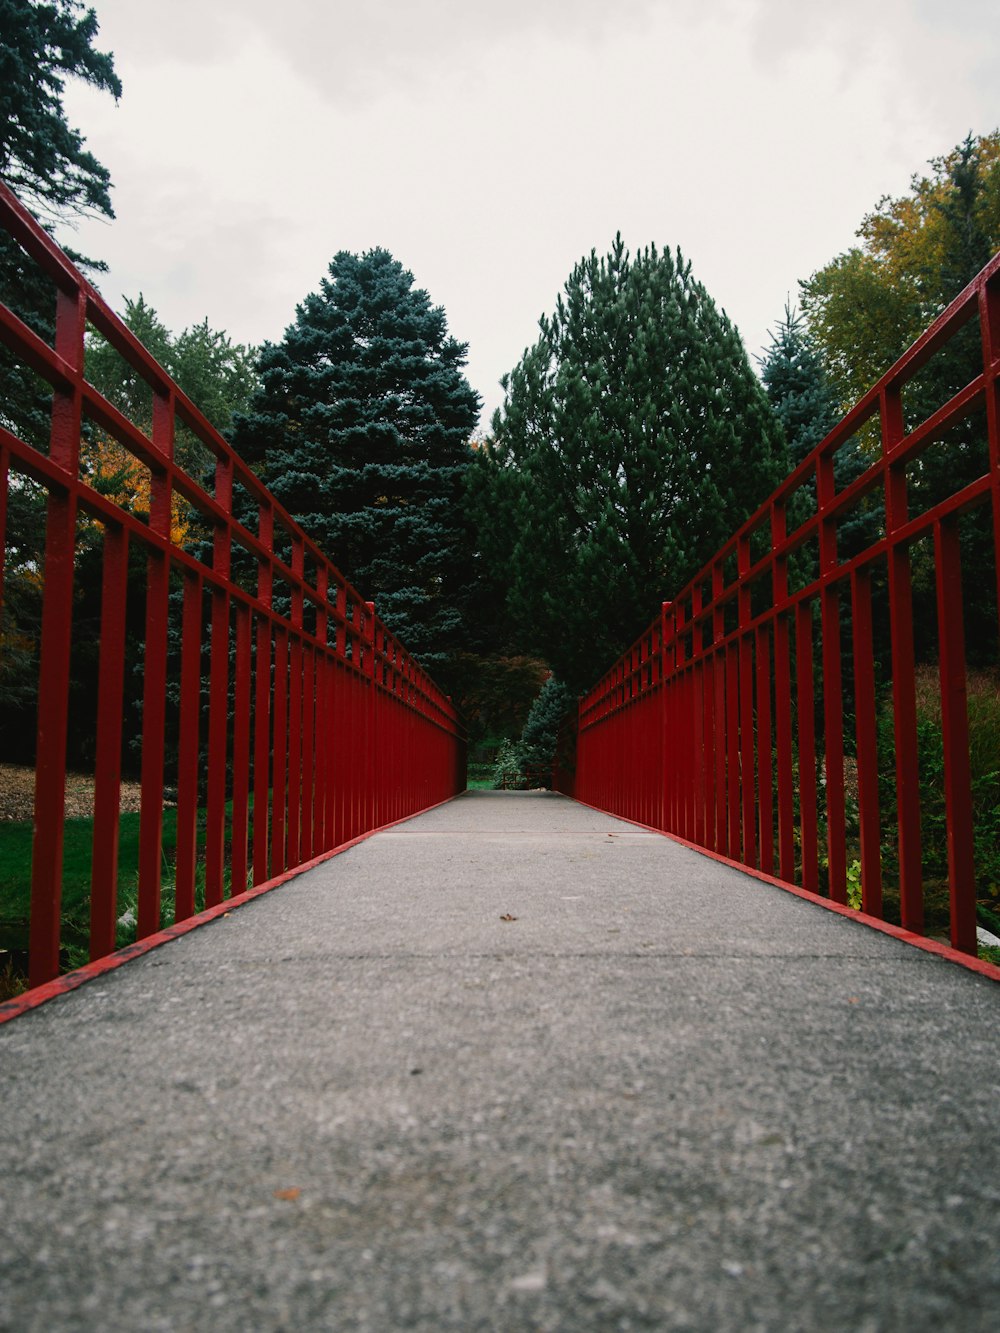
[274,1187,301,1201]
[500,913,518,922]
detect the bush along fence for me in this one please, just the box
[0,182,466,994]
[557,249,1000,958]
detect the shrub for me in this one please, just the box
[877,667,1000,928]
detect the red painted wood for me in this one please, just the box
[883,388,924,933]
[934,519,977,954]
[175,571,202,923]
[90,524,129,958]
[792,605,816,893]
[138,538,169,938]
[29,509,75,985]
[271,627,288,877]
[755,624,774,877]
[850,567,883,919]
[230,601,252,896]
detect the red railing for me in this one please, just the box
[558,250,1000,958]
[0,183,465,993]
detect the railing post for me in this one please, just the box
[882,385,923,933]
[366,601,377,831]
[660,601,673,833]
[253,503,274,886]
[817,446,846,904]
[205,453,232,908]
[979,274,1000,644]
[29,285,84,988]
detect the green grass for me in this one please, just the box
[0,808,179,923]
[0,804,238,976]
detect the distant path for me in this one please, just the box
[2,791,997,1330]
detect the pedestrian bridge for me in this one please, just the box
[3,789,998,1330]
[2,178,1000,1328]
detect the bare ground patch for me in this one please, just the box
[0,764,144,822]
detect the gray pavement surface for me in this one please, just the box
[1,789,998,1332]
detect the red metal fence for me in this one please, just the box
[558,250,1000,958]
[0,183,465,994]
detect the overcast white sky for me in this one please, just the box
[59,0,998,428]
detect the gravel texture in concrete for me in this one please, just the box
[2,790,998,1331]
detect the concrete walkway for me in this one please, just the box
[2,791,998,1331]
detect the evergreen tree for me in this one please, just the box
[1,0,121,443]
[491,675,571,788]
[759,302,874,559]
[760,302,840,465]
[0,0,121,223]
[0,0,121,761]
[231,249,480,676]
[472,237,787,694]
[516,675,572,772]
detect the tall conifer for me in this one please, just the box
[473,237,787,693]
[232,249,480,674]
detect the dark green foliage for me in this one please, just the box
[759,302,877,561]
[447,653,549,747]
[491,675,572,788]
[1,0,121,450]
[231,249,480,676]
[517,675,572,771]
[84,294,259,456]
[472,237,787,695]
[0,0,121,223]
[0,1,122,768]
[0,481,44,760]
[875,669,1000,930]
[760,302,840,465]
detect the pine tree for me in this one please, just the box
[0,0,121,224]
[760,302,874,559]
[760,302,840,465]
[231,249,480,675]
[516,675,572,772]
[0,0,121,761]
[472,237,787,694]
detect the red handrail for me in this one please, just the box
[558,250,1000,959]
[0,182,466,992]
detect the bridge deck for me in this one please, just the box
[2,790,998,1330]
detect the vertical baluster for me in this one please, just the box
[90,523,129,957]
[935,519,977,954]
[137,389,173,938]
[851,566,883,918]
[230,601,251,896]
[755,623,774,876]
[796,602,819,893]
[737,536,756,867]
[30,286,84,987]
[818,449,846,904]
[271,627,288,875]
[175,570,202,921]
[205,454,232,908]
[883,386,923,932]
[252,504,274,886]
